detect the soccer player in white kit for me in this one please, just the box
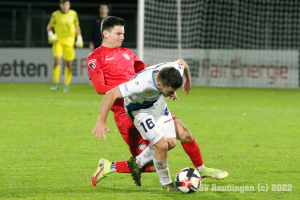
[93,60,190,191]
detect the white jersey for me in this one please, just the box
[118,61,184,112]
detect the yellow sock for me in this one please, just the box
[64,66,72,86]
[53,65,60,84]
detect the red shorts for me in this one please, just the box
[114,109,149,156]
[114,106,177,156]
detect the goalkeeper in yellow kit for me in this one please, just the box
[47,0,83,92]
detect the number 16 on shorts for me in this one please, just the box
[134,115,164,145]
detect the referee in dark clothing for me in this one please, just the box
[89,4,109,51]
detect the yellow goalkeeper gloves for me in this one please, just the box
[75,35,84,48]
[48,31,57,44]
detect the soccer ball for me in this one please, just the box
[175,167,201,193]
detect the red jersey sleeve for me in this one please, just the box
[131,51,147,73]
[90,74,114,94]
[134,60,147,73]
[86,52,114,94]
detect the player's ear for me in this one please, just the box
[156,81,162,88]
[103,30,108,39]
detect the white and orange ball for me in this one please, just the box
[175,167,201,193]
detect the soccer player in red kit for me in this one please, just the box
[87,16,228,187]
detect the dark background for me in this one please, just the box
[1,0,300,49]
[0,1,138,48]
[5,0,137,3]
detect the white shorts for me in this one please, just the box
[125,96,176,145]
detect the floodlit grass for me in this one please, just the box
[0,83,299,199]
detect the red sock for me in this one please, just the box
[114,161,153,173]
[181,138,203,167]
[142,164,152,172]
[115,160,131,173]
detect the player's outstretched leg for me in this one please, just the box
[198,167,228,180]
[161,182,180,192]
[127,157,141,186]
[91,158,112,186]
[174,118,228,180]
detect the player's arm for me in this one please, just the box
[47,16,57,44]
[90,74,114,94]
[92,87,122,141]
[132,51,147,73]
[46,24,53,32]
[177,59,192,95]
[134,60,147,73]
[75,25,83,48]
[87,56,115,94]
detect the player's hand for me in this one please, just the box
[75,35,84,48]
[91,120,111,141]
[183,80,191,95]
[167,91,178,101]
[48,31,57,44]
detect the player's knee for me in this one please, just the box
[178,127,193,143]
[154,138,169,153]
[159,142,169,152]
[65,64,72,69]
[167,138,176,150]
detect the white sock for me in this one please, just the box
[196,164,205,171]
[136,145,155,168]
[153,158,172,186]
[110,162,117,173]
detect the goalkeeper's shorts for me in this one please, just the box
[52,39,75,61]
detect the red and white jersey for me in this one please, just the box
[87,46,146,87]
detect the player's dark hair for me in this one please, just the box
[60,0,69,3]
[157,67,183,89]
[101,16,125,37]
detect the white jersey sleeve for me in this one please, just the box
[118,79,145,98]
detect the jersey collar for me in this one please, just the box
[100,45,118,52]
[152,71,158,89]
[59,9,70,14]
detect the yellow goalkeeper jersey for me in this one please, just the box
[48,9,79,42]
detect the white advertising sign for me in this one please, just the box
[143,49,299,88]
[0,48,299,88]
[0,48,91,84]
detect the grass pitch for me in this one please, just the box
[0,83,299,200]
